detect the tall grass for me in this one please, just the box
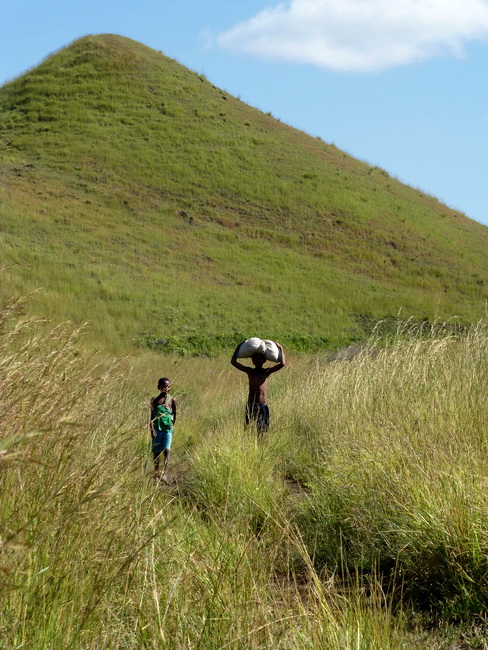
[290,322,488,621]
[1,304,487,647]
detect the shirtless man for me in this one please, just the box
[231,341,285,436]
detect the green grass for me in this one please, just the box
[1,302,487,648]
[2,35,487,647]
[1,34,488,353]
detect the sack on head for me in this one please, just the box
[262,339,280,362]
[237,337,281,362]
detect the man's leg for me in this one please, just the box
[256,405,269,438]
[245,403,254,428]
[246,403,262,432]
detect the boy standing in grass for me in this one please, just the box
[231,341,285,436]
[149,377,176,479]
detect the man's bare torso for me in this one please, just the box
[231,340,285,409]
[245,367,272,405]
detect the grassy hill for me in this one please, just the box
[1,33,487,353]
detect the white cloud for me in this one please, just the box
[217,0,488,72]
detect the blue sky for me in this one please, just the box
[2,0,488,226]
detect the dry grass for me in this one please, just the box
[1,304,487,648]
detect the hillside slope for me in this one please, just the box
[1,34,487,351]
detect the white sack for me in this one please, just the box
[237,337,281,362]
[237,337,265,358]
[262,339,280,362]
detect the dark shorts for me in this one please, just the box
[245,403,269,433]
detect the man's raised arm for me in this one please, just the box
[268,342,285,374]
[231,341,249,372]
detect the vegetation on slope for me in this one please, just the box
[1,34,487,352]
[1,303,487,648]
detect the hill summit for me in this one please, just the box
[1,34,487,352]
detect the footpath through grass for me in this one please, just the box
[1,301,487,648]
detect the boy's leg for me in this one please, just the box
[163,448,170,472]
[160,430,172,480]
[153,451,161,472]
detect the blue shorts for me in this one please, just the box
[152,428,172,453]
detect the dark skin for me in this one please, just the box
[231,341,285,405]
[149,379,177,475]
